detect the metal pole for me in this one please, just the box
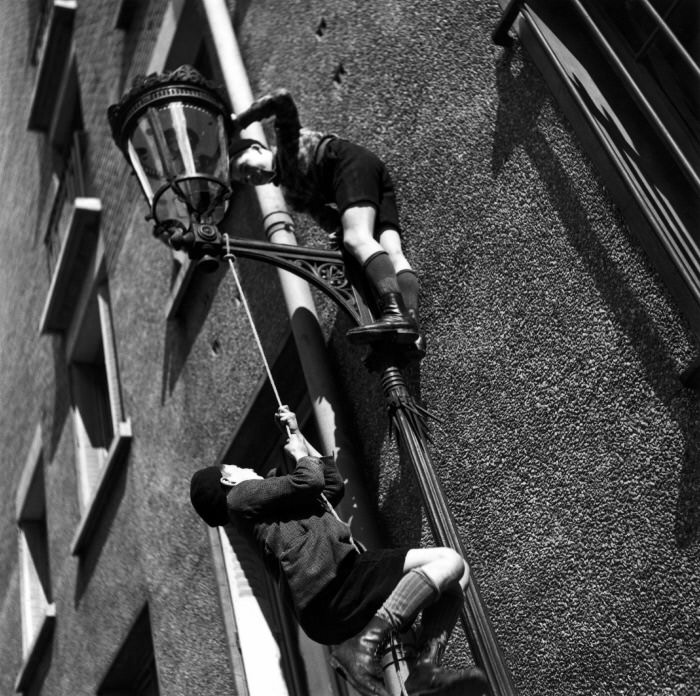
[380,365,517,696]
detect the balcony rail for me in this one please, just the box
[494,0,699,194]
[492,0,700,349]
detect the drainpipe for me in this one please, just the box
[199,0,381,549]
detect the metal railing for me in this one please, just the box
[493,0,699,195]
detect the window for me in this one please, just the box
[37,58,102,336]
[15,425,56,694]
[70,284,121,505]
[212,335,346,696]
[42,59,89,281]
[590,0,699,149]
[28,0,77,131]
[68,262,132,556]
[582,0,699,195]
[98,606,160,696]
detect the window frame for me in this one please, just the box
[14,424,56,694]
[65,243,132,556]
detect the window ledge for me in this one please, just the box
[28,0,77,132]
[40,198,102,334]
[14,603,56,693]
[71,420,132,556]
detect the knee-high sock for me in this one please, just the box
[415,580,463,663]
[396,269,419,314]
[363,251,400,296]
[376,569,440,632]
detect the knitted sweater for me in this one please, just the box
[225,455,356,611]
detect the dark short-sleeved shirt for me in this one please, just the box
[235,89,401,234]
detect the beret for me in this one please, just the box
[190,466,229,527]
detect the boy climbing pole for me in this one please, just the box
[190,406,489,696]
[228,89,423,354]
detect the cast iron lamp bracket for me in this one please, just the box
[220,236,364,327]
[108,66,366,326]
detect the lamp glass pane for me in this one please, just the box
[153,187,192,229]
[126,100,231,226]
[128,129,190,228]
[130,116,166,182]
[126,140,155,206]
[159,102,230,222]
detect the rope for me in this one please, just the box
[224,235,285,411]
[223,234,360,552]
[224,236,410,692]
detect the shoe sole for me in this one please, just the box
[346,327,419,346]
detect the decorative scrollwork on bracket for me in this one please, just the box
[316,262,350,289]
[294,258,357,313]
[213,237,364,326]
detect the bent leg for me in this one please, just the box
[341,205,385,265]
[378,227,412,274]
[343,206,418,344]
[403,547,468,592]
[402,549,488,695]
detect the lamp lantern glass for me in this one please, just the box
[108,66,233,235]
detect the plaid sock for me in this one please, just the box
[416,580,463,663]
[396,269,419,314]
[376,569,440,631]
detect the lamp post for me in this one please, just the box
[108,65,516,695]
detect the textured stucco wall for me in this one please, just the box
[1,1,698,695]
[236,1,700,695]
[0,2,286,694]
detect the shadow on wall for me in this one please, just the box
[74,455,130,604]
[326,308,425,548]
[232,0,252,32]
[492,47,700,548]
[160,264,228,404]
[45,335,71,463]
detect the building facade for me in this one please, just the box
[0,1,698,695]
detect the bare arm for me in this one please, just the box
[232,88,300,135]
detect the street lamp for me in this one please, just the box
[108,64,233,271]
[108,65,515,696]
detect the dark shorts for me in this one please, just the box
[297,547,409,644]
[319,138,402,237]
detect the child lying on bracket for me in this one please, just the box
[228,89,423,355]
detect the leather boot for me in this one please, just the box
[329,615,392,696]
[404,638,489,696]
[406,308,426,360]
[346,292,419,345]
